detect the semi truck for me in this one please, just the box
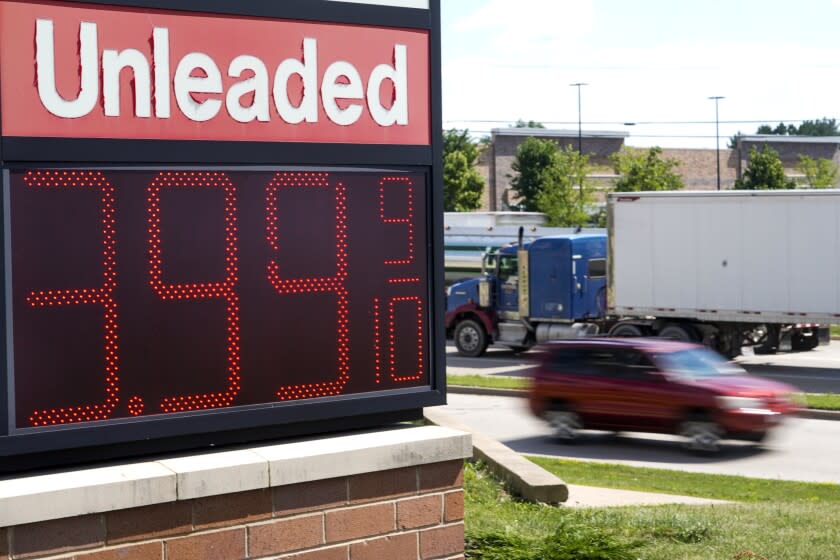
[445,190,838,358]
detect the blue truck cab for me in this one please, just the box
[445,233,608,356]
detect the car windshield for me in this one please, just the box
[652,348,745,378]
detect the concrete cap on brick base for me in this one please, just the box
[0,425,471,527]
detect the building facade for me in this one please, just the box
[477,128,840,211]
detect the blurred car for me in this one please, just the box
[528,338,800,452]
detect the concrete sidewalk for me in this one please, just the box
[424,405,730,508]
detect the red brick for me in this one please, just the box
[13,514,105,559]
[165,528,246,560]
[350,533,417,560]
[274,477,347,516]
[325,503,394,543]
[397,495,442,529]
[248,514,323,557]
[420,461,464,493]
[107,502,192,544]
[75,542,163,560]
[0,527,8,560]
[349,467,416,504]
[444,491,464,522]
[193,488,272,529]
[420,524,464,559]
[279,546,349,560]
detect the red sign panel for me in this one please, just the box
[0,1,431,145]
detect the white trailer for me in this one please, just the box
[607,190,839,356]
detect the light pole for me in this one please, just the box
[570,83,587,197]
[570,83,587,155]
[709,96,724,190]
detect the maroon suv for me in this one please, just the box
[528,338,799,452]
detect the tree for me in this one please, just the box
[510,137,558,211]
[443,151,484,211]
[797,155,839,189]
[754,118,839,136]
[534,146,594,227]
[735,146,796,190]
[443,128,481,163]
[513,119,545,128]
[610,146,683,192]
[757,122,796,135]
[796,118,839,136]
[442,129,485,211]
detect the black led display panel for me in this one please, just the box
[7,168,431,433]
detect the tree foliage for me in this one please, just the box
[510,137,558,211]
[610,146,683,192]
[534,146,594,227]
[730,118,838,149]
[442,129,485,211]
[513,119,545,128]
[755,118,839,136]
[735,146,796,190]
[797,155,839,189]
[510,138,593,226]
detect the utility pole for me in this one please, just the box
[570,83,587,196]
[709,96,725,190]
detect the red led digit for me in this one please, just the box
[266,172,349,400]
[387,277,420,284]
[379,177,415,265]
[387,296,424,382]
[148,171,241,412]
[372,297,382,384]
[23,170,120,426]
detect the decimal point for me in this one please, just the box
[128,395,145,416]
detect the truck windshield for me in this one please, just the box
[482,252,497,274]
[652,349,744,378]
[497,254,518,284]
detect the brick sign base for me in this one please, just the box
[0,426,470,560]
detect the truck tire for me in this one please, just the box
[454,319,488,357]
[791,332,819,352]
[658,324,698,342]
[609,323,644,337]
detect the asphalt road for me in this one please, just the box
[436,392,840,484]
[446,341,840,394]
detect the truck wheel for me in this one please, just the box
[659,324,697,342]
[791,333,819,352]
[609,324,644,337]
[454,319,488,357]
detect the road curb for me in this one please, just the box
[447,385,840,421]
[424,406,568,504]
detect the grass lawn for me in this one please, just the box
[447,374,840,411]
[465,460,840,560]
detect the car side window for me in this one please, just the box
[546,348,581,374]
[617,350,659,380]
[587,350,622,378]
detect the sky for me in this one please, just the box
[441,0,840,149]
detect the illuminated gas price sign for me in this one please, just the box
[8,168,432,430]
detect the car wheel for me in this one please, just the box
[679,417,723,453]
[453,319,488,357]
[544,408,582,442]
